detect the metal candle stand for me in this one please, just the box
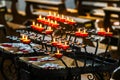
[2,16,119,80]
[16,23,118,80]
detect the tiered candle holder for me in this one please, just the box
[46,12,76,25]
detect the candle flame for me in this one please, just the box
[40,24,42,28]
[55,21,57,24]
[36,23,39,27]
[53,38,56,42]
[49,11,51,15]
[54,12,56,16]
[24,36,28,40]
[57,50,60,54]
[32,22,35,25]
[43,17,45,20]
[62,15,64,18]
[48,19,50,22]
[78,28,81,32]
[21,35,28,40]
[67,17,69,20]
[64,42,67,45]
[71,19,74,22]
[57,14,59,17]
[22,34,25,39]
[107,28,110,32]
[51,20,53,23]
[83,29,86,33]
[39,15,41,19]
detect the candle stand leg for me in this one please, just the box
[68,35,72,42]
[74,37,77,43]
[72,52,81,80]
[92,39,99,67]
[59,58,68,68]
[104,37,111,58]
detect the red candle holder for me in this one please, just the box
[20,35,31,44]
[68,21,76,25]
[105,32,113,37]
[54,53,63,59]
[38,27,45,32]
[37,18,42,23]
[62,45,69,50]
[56,43,63,49]
[60,18,66,23]
[31,25,35,29]
[52,24,59,28]
[52,42,58,46]
[44,20,49,25]
[105,28,113,37]
[80,33,88,37]
[45,30,53,35]
[22,39,31,44]
[97,31,106,36]
[47,15,52,19]
[75,32,81,37]
[31,22,35,29]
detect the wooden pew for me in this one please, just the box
[103,7,120,30]
[77,0,120,15]
[25,0,66,18]
[9,0,29,24]
[0,6,7,38]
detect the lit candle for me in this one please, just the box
[75,28,81,37]
[105,28,113,37]
[45,27,53,35]
[20,35,31,44]
[52,12,56,20]
[80,29,88,37]
[66,17,70,23]
[20,34,25,42]
[50,20,54,26]
[54,50,63,58]
[56,41,63,49]
[62,42,69,50]
[46,18,50,26]
[52,21,59,28]
[38,24,44,32]
[56,14,60,21]
[47,11,52,19]
[37,15,42,22]
[34,23,39,30]
[60,14,65,22]
[68,19,76,25]
[31,21,35,29]
[97,28,106,36]
[51,38,58,46]
[41,17,46,24]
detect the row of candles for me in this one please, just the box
[37,11,76,25]
[31,23,112,38]
[75,28,113,37]
[31,23,53,35]
[37,16,59,29]
[20,34,65,58]
[20,34,69,50]
[19,29,112,59]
